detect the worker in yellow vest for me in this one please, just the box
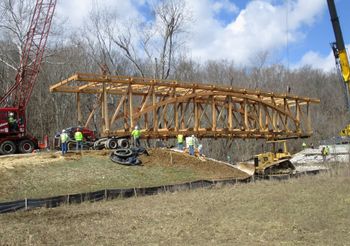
[60,129,69,155]
[74,128,83,151]
[8,112,17,132]
[131,126,141,147]
[177,134,184,150]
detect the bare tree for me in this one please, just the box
[81,0,191,79]
[153,0,189,79]
[0,0,34,72]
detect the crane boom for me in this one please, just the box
[327,0,350,85]
[0,0,57,109]
[0,0,56,155]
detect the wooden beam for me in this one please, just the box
[77,93,82,125]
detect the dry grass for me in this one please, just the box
[0,164,350,245]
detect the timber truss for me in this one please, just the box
[50,73,320,139]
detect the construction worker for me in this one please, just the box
[302,142,307,149]
[177,134,184,150]
[188,135,195,156]
[8,112,16,131]
[74,128,83,151]
[60,129,69,155]
[198,144,203,156]
[321,146,329,162]
[131,125,141,147]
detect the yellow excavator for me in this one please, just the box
[327,0,350,137]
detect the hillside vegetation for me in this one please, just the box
[0,164,349,245]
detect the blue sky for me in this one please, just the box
[57,0,350,71]
[214,0,349,69]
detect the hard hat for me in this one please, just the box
[191,135,195,137]
[62,129,66,133]
[9,112,14,116]
[135,125,139,130]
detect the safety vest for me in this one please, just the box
[60,133,69,143]
[177,134,184,143]
[188,137,194,146]
[322,147,329,156]
[8,116,15,124]
[132,129,141,138]
[74,131,83,141]
[325,146,330,155]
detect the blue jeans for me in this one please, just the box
[134,137,140,147]
[189,145,194,155]
[61,142,67,155]
[178,142,183,150]
[76,141,83,151]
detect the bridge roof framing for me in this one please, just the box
[50,72,320,140]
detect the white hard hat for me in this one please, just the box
[191,135,194,137]
[62,129,66,133]
[9,112,14,116]
[135,125,139,130]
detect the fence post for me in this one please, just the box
[25,198,28,210]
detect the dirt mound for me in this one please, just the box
[0,152,63,169]
[140,148,249,179]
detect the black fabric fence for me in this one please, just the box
[0,168,325,214]
[0,177,251,214]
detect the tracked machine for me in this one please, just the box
[236,140,296,178]
[254,140,295,177]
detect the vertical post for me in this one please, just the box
[272,111,277,130]
[174,87,178,132]
[103,83,110,133]
[295,99,301,133]
[212,96,216,131]
[259,102,263,130]
[129,83,134,129]
[244,99,248,130]
[175,103,179,131]
[153,86,158,132]
[194,98,198,132]
[77,93,82,125]
[101,88,106,133]
[181,103,185,129]
[228,96,233,131]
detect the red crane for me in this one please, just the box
[0,0,56,154]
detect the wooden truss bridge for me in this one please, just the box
[50,73,320,139]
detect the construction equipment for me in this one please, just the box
[254,140,295,176]
[327,0,350,137]
[236,140,296,178]
[0,0,56,154]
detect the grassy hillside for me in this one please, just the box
[0,164,349,245]
[0,149,248,201]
